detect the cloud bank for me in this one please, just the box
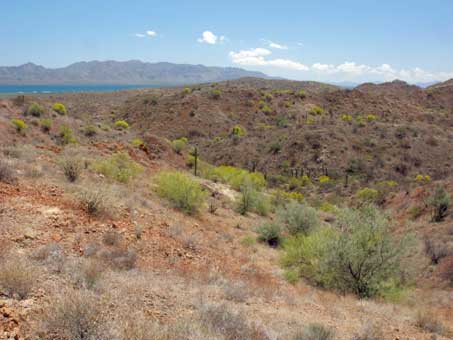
[229,48,453,82]
[198,31,225,45]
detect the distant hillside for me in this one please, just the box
[0,60,270,85]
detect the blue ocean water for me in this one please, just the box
[0,84,163,94]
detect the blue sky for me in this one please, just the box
[1,0,453,83]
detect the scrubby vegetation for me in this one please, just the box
[59,125,77,145]
[427,185,450,222]
[282,205,412,298]
[52,102,67,115]
[171,136,188,154]
[155,170,206,214]
[26,102,44,117]
[11,118,27,133]
[114,120,129,130]
[92,152,143,183]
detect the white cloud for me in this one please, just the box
[198,31,225,45]
[263,40,288,50]
[229,48,308,71]
[310,61,453,83]
[135,30,157,38]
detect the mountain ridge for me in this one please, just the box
[0,60,271,85]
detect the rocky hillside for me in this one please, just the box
[113,78,453,185]
[1,79,453,339]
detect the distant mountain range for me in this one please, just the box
[0,60,270,85]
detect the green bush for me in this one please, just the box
[92,152,143,183]
[171,137,188,154]
[52,102,67,115]
[256,223,281,247]
[231,125,246,137]
[59,125,77,145]
[114,120,129,130]
[130,138,144,147]
[427,186,450,222]
[209,166,266,191]
[82,124,97,137]
[210,89,221,99]
[26,102,44,117]
[155,171,206,214]
[310,106,324,115]
[282,205,412,298]
[11,119,27,133]
[297,90,306,99]
[183,87,192,95]
[40,118,52,132]
[356,187,379,204]
[277,201,320,235]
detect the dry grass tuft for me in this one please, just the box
[0,255,38,299]
[415,310,444,335]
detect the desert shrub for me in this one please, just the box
[297,90,306,99]
[210,89,221,99]
[341,114,353,122]
[427,185,450,222]
[198,303,260,340]
[236,179,257,215]
[277,201,320,235]
[183,87,192,95]
[366,114,377,121]
[268,141,282,154]
[222,281,249,302]
[130,138,144,147]
[61,157,83,182]
[171,137,188,154]
[43,289,105,340]
[352,321,383,340]
[231,124,246,137]
[356,187,379,204]
[114,120,129,130]
[256,223,282,247]
[272,190,305,206]
[415,310,444,335]
[78,189,108,216]
[73,258,104,289]
[98,248,137,270]
[319,175,331,185]
[92,152,143,183]
[424,237,449,264]
[0,256,37,299]
[0,159,15,183]
[415,174,431,182]
[40,118,52,132]
[293,323,335,340]
[209,165,266,191]
[408,205,423,220]
[82,124,97,137]
[59,125,77,145]
[11,118,27,133]
[310,106,324,115]
[155,171,206,214]
[52,102,67,115]
[26,102,44,117]
[282,206,412,298]
[254,193,272,216]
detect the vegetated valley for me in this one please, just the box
[1,77,453,339]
